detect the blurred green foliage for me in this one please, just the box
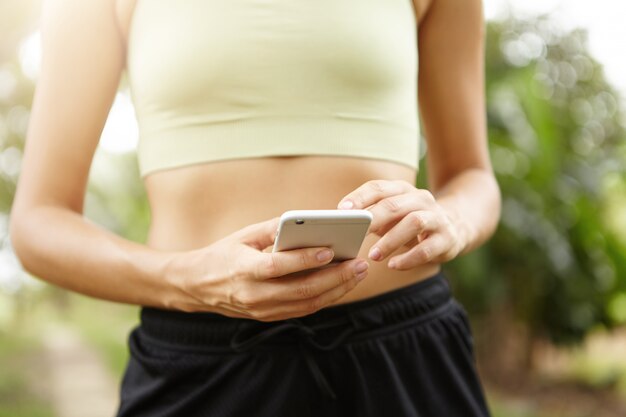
[445,17,626,345]
[0,64,30,213]
[0,320,53,417]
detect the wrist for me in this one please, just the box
[436,196,477,256]
[121,246,187,310]
[161,246,230,313]
[160,248,206,311]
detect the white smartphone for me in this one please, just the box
[272,210,373,261]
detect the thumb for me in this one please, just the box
[233,217,281,250]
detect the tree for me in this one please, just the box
[442,16,626,373]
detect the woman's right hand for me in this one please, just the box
[162,217,369,321]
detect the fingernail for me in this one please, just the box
[338,200,354,209]
[355,271,368,281]
[354,261,369,274]
[317,249,333,262]
[388,260,397,269]
[369,247,382,261]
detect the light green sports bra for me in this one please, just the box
[126,0,419,178]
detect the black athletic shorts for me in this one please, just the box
[116,272,491,417]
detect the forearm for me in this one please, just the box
[431,168,501,255]
[9,206,180,308]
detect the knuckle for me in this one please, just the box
[419,189,436,203]
[252,310,271,322]
[222,254,244,279]
[394,180,411,193]
[417,246,432,262]
[409,211,424,229]
[247,309,263,320]
[295,282,315,299]
[235,289,259,309]
[368,180,385,194]
[441,250,455,262]
[382,197,401,213]
[262,255,280,277]
[307,297,324,313]
[298,252,310,269]
[341,265,354,283]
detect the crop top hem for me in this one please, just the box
[138,115,419,178]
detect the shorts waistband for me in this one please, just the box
[139,271,452,348]
[137,272,454,400]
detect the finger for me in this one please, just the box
[367,193,428,234]
[256,268,367,321]
[233,217,281,250]
[387,234,450,270]
[259,258,369,302]
[253,247,337,279]
[368,211,439,262]
[337,180,413,210]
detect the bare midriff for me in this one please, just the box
[143,156,440,306]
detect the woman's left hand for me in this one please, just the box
[337,180,467,270]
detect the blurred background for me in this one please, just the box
[1,0,625,416]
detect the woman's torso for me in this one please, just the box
[115,0,438,305]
